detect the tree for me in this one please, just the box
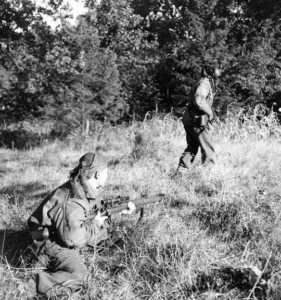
[0,0,61,122]
[85,0,160,117]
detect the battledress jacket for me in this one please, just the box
[28,180,102,249]
[182,77,214,127]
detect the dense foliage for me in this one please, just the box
[1,0,281,130]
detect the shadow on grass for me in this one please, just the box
[190,266,268,299]
[0,166,13,177]
[0,229,30,268]
[0,129,48,150]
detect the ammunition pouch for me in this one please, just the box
[199,115,209,127]
[188,106,209,128]
[27,227,58,256]
[30,227,49,242]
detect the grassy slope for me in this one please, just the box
[0,113,281,299]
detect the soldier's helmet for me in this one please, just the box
[70,152,108,199]
[70,152,107,180]
[201,64,222,78]
[201,65,213,78]
[79,152,107,178]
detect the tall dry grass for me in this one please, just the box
[0,110,281,299]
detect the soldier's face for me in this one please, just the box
[96,167,108,187]
[86,167,108,190]
[214,68,222,78]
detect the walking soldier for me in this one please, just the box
[177,66,221,171]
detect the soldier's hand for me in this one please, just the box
[120,202,136,215]
[94,211,108,227]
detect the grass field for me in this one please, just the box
[1,111,281,299]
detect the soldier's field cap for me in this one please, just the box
[79,152,107,172]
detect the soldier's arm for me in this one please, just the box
[63,200,105,248]
[194,80,213,119]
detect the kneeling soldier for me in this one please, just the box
[27,152,134,296]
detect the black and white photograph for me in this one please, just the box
[1,0,281,299]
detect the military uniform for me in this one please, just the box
[179,77,215,167]
[27,153,108,296]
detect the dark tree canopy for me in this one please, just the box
[1,0,281,127]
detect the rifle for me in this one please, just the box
[87,193,166,222]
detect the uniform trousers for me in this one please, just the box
[180,125,215,167]
[37,239,88,296]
